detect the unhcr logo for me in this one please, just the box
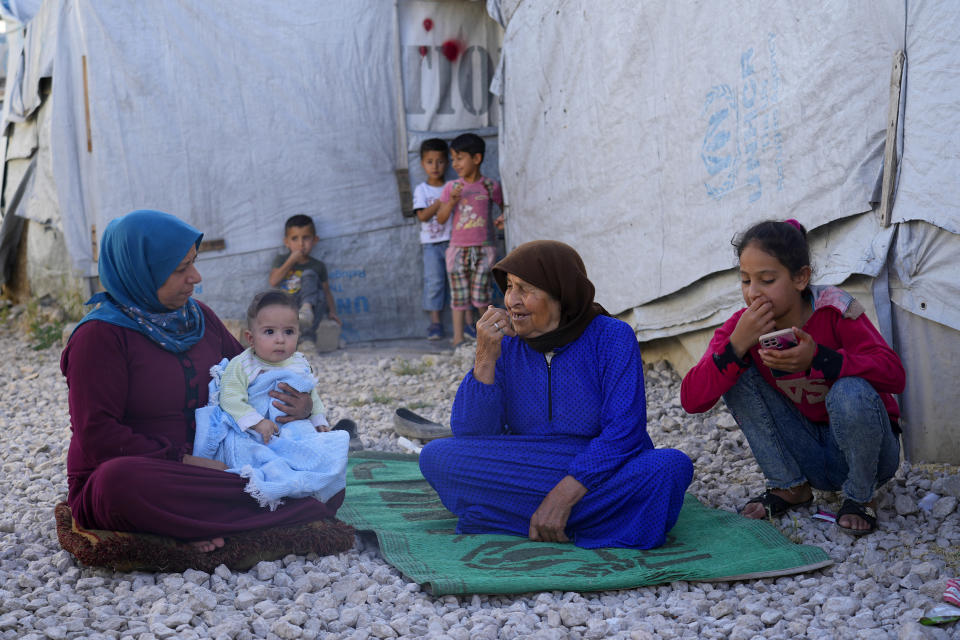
[701,84,740,200]
[701,35,784,203]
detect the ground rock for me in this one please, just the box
[895,494,918,516]
[932,496,958,518]
[897,621,929,640]
[558,603,589,627]
[822,596,860,617]
[933,475,960,498]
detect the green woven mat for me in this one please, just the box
[339,452,832,595]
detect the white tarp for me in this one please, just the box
[398,0,503,195]
[895,1,960,235]
[46,0,402,275]
[0,0,42,24]
[399,0,500,135]
[495,2,902,315]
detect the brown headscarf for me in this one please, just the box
[492,240,609,353]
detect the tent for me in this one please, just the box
[0,0,503,341]
[488,1,960,463]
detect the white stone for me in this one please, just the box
[234,590,257,609]
[340,607,360,627]
[933,475,960,498]
[583,618,609,639]
[254,561,279,582]
[271,619,302,640]
[760,609,783,626]
[188,587,218,614]
[558,603,589,627]
[821,596,860,617]
[908,561,939,581]
[162,611,193,628]
[368,621,398,638]
[545,610,561,627]
[932,496,958,518]
[897,621,929,640]
[894,494,918,516]
[709,600,735,618]
[716,414,738,430]
[43,627,67,640]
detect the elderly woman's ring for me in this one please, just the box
[494,322,501,331]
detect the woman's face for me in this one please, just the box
[503,273,562,339]
[157,245,202,309]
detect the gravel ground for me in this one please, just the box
[1,312,959,640]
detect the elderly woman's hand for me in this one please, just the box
[529,475,588,543]
[473,305,516,384]
[269,382,313,423]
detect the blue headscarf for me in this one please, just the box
[74,210,206,352]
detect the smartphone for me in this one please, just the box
[759,328,798,350]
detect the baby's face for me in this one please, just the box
[247,304,299,363]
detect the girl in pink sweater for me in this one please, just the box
[681,219,904,536]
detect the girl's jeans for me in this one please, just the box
[722,367,900,504]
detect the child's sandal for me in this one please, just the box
[740,490,812,518]
[835,498,878,536]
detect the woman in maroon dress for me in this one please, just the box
[61,210,343,551]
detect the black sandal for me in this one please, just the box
[741,490,812,518]
[835,498,878,536]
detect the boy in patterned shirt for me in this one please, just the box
[435,134,504,346]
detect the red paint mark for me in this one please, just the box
[441,39,463,62]
[418,45,429,57]
[422,18,433,32]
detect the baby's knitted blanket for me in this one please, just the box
[194,359,349,510]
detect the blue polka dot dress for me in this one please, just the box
[419,316,693,549]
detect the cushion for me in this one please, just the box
[54,502,355,573]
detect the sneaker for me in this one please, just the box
[462,323,477,341]
[426,323,444,341]
[298,303,314,333]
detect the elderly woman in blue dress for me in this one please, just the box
[419,240,693,549]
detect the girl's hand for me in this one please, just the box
[473,305,516,384]
[757,327,817,373]
[493,214,505,230]
[729,298,776,358]
[252,418,278,444]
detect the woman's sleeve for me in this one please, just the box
[450,360,508,436]
[810,313,905,393]
[565,321,652,490]
[680,311,751,413]
[63,325,182,463]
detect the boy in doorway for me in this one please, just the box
[436,133,504,346]
[269,214,341,342]
[413,138,451,341]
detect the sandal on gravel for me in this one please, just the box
[740,490,812,518]
[835,498,877,536]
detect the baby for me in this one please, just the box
[193,290,349,509]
